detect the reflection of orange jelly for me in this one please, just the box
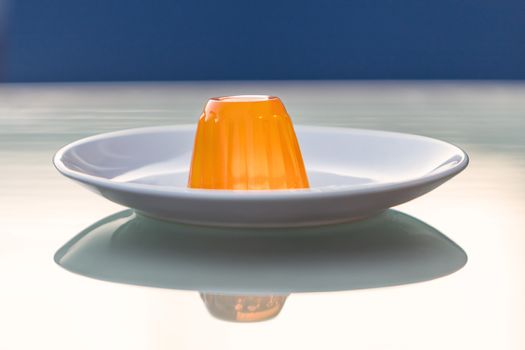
[200,293,288,322]
[188,95,309,190]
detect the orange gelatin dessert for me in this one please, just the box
[188,95,309,190]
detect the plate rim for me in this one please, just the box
[53,124,469,200]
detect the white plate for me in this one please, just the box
[53,125,468,227]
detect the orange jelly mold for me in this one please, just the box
[188,95,310,190]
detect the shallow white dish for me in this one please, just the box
[54,125,468,227]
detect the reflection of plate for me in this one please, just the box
[55,209,467,322]
[55,209,467,294]
[53,125,468,227]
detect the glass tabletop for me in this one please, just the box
[1,81,524,349]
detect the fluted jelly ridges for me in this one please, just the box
[188,95,309,190]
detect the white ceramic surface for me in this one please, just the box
[53,125,468,227]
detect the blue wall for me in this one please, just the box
[5,0,525,82]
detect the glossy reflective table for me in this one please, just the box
[1,81,524,349]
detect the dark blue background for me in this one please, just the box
[5,0,525,82]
